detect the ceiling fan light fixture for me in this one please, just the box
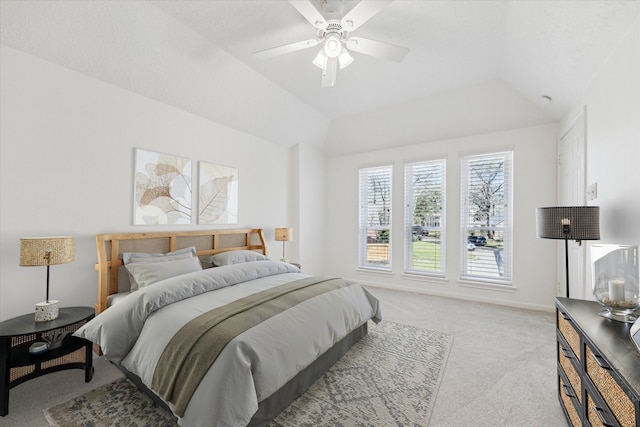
[257,0,409,89]
[312,50,327,69]
[323,33,342,58]
[338,49,354,69]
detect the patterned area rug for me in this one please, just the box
[44,321,452,427]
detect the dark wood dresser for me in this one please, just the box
[556,297,640,426]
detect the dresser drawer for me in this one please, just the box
[587,386,619,427]
[586,345,635,427]
[558,308,581,361]
[559,375,582,426]
[558,341,582,403]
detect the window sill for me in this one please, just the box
[356,267,394,277]
[458,279,516,292]
[401,273,447,284]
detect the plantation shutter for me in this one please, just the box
[404,159,446,275]
[358,165,392,269]
[460,151,513,283]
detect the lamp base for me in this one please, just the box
[35,300,59,322]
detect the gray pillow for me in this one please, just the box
[123,246,197,264]
[123,246,198,291]
[124,257,202,290]
[199,255,216,269]
[212,250,269,266]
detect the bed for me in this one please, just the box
[74,228,382,426]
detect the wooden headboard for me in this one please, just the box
[94,228,267,314]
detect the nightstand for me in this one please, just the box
[0,306,95,416]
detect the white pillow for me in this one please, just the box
[212,250,269,266]
[124,257,202,290]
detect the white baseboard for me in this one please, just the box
[359,281,556,313]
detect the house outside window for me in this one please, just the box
[404,159,446,275]
[358,165,392,270]
[461,151,513,283]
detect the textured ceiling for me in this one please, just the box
[1,1,639,154]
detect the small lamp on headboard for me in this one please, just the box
[274,228,293,262]
[19,236,75,322]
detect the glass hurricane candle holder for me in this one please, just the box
[591,244,640,323]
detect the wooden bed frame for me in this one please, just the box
[94,228,267,314]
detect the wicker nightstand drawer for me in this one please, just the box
[586,345,635,427]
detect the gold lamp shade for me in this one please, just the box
[275,228,292,262]
[20,236,75,266]
[19,236,75,322]
[275,228,293,242]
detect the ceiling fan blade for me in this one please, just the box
[321,57,338,88]
[341,0,393,31]
[346,36,409,62]
[288,0,327,30]
[254,39,320,60]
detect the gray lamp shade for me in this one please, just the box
[536,206,600,241]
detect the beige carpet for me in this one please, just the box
[44,321,452,427]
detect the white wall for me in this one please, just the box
[557,15,640,301]
[562,15,640,247]
[324,124,559,311]
[291,144,326,275]
[324,80,554,157]
[0,46,295,320]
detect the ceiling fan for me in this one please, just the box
[254,0,409,88]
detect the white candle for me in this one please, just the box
[609,279,625,302]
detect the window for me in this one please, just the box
[358,165,392,270]
[460,151,513,283]
[404,159,446,275]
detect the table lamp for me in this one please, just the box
[275,228,293,262]
[19,236,75,322]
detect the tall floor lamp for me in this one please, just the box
[536,206,600,298]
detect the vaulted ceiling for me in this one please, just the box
[1,1,639,156]
[152,0,639,120]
